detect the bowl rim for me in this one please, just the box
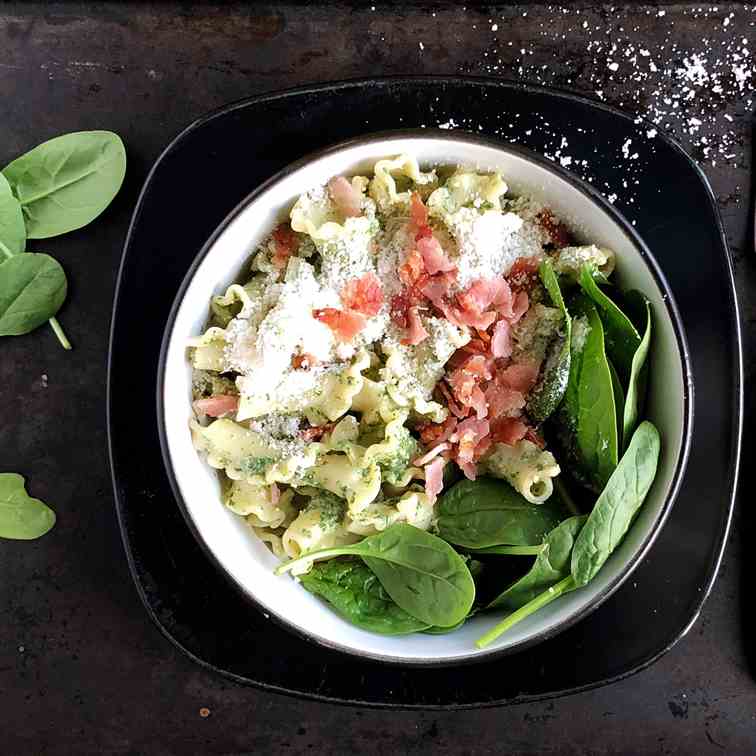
[156,128,694,667]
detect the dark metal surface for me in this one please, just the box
[1,3,753,753]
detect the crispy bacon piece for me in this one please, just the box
[537,209,572,247]
[447,356,492,420]
[389,293,410,329]
[292,353,319,370]
[509,256,541,277]
[271,224,299,270]
[399,247,425,288]
[525,426,546,449]
[490,417,529,445]
[507,256,541,292]
[401,306,429,346]
[451,277,514,328]
[461,278,513,316]
[417,236,456,275]
[313,307,366,341]
[498,360,541,394]
[300,422,335,441]
[438,381,469,419]
[328,176,362,217]
[418,416,458,446]
[491,319,512,359]
[450,417,491,480]
[410,192,429,229]
[511,291,529,323]
[193,395,239,418]
[341,273,384,316]
[484,380,526,417]
[424,456,446,504]
[414,442,451,467]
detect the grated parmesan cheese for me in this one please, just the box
[447,208,542,287]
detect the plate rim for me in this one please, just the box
[154,127,693,666]
[106,75,740,706]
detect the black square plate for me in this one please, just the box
[107,77,741,708]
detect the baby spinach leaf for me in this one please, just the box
[528,259,572,424]
[571,421,660,587]
[276,523,475,628]
[556,293,619,491]
[608,358,625,451]
[0,173,26,258]
[3,131,126,239]
[299,558,430,635]
[0,473,56,540]
[464,544,545,556]
[476,575,576,648]
[0,253,67,335]
[622,291,652,447]
[488,515,587,610]
[422,609,479,634]
[437,478,564,549]
[0,177,70,348]
[578,264,641,383]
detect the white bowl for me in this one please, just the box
[158,131,693,665]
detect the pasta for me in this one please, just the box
[552,244,616,279]
[480,440,561,504]
[186,151,620,595]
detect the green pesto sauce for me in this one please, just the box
[239,456,275,476]
[305,491,347,531]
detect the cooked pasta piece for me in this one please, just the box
[282,492,359,573]
[225,480,297,529]
[481,440,561,505]
[427,170,508,215]
[552,244,615,279]
[368,154,437,211]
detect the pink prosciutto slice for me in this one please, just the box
[313,307,366,341]
[491,319,512,359]
[401,305,429,346]
[341,273,384,316]
[193,394,239,418]
[417,236,456,275]
[424,456,446,504]
[328,176,362,217]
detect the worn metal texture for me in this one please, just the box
[0,3,753,754]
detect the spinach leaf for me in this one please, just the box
[0,253,67,335]
[299,558,430,635]
[276,523,475,628]
[608,358,625,451]
[423,610,478,634]
[622,291,652,446]
[488,515,587,610]
[578,264,641,382]
[0,166,70,348]
[0,173,26,257]
[528,259,572,424]
[556,293,619,491]
[0,473,56,540]
[571,421,660,587]
[422,558,484,633]
[437,478,564,549]
[464,544,545,556]
[476,575,576,648]
[3,131,126,239]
